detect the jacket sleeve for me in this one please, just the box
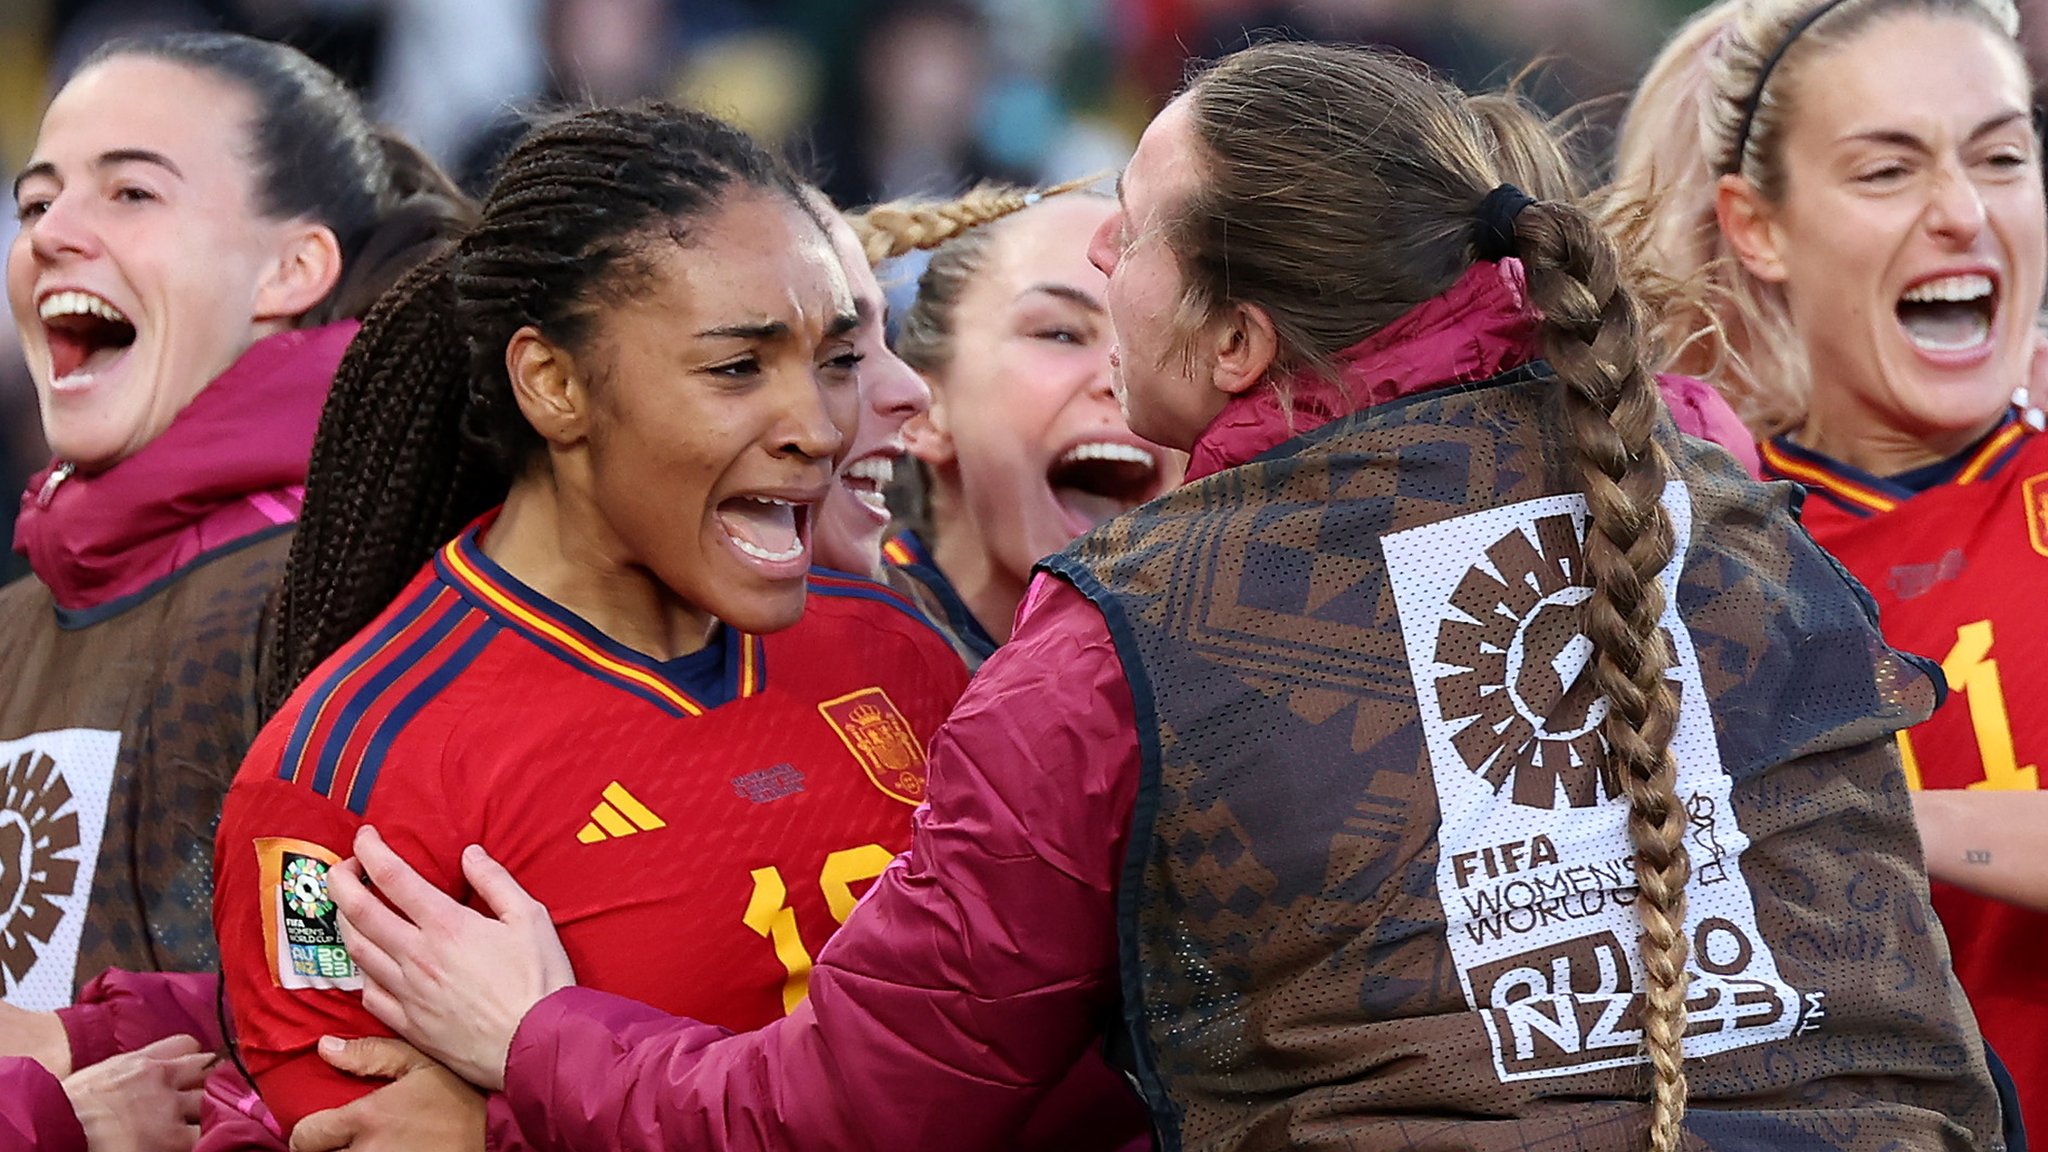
[499,576,1143,1152]
[0,1057,87,1152]
[192,1062,287,1152]
[59,969,225,1070]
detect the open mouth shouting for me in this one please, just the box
[39,289,137,390]
[839,452,898,521]
[1048,439,1165,535]
[1896,270,1999,364]
[716,491,818,578]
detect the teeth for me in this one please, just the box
[731,536,805,562]
[39,290,129,324]
[1901,274,1994,304]
[844,456,896,486]
[1057,442,1157,470]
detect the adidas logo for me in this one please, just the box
[576,782,667,844]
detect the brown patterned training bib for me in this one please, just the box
[1045,373,2003,1152]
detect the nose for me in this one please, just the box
[868,350,931,422]
[779,370,848,464]
[25,192,101,264]
[1925,159,1989,246]
[1087,211,1120,278]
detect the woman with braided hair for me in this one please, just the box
[322,41,2001,1152]
[1611,0,2048,1135]
[210,102,976,1144]
[853,180,1180,660]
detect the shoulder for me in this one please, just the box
[250,566,494,817]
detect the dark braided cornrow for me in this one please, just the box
[262,102,809,718]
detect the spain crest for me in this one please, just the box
[818,688,928,805]
[2026,472,2048,558]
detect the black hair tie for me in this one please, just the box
[1475,183,1537,261]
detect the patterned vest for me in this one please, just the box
[1043,373,2004,1152]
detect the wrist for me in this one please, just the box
[0,1003,72,1076]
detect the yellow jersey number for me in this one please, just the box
[1897,620,2041,792]
[742,843,896,1014]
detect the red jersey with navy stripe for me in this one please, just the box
[214,516,969,1131]
[1762,417,2048,1134]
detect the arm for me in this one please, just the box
[59,970,226,1071]
[215,774,459,1135]
[0,1057,88,1152]
[341,578,1142,1152]
[1912,789,2048,912]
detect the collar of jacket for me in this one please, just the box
[14,320,358,612]
[1184,259,1541,482]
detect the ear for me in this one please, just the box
[505,326,589,448]
[903,374,956,467]
[1206,301,1279,398]
[252,222,345,322]
[1714,174,1789,285]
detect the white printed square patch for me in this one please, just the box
[1383,483,1812,1082]
[0,728,119,1011]
[256,837,362,991]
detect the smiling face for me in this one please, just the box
[1726,12,2045,470]
[8,55,321,470]
[812,208,931,576]
[560,190,860,637]
[921,194,1178,588]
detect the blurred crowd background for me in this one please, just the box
[1,0,2045,582]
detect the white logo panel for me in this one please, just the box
[0,728,118,1010]
[1384,483,1807,1082]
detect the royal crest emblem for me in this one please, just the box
[818,688,928,805]
[2025,472,2048,558]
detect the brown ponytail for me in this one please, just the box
[1515,199,1691,1151]
[1176,42,1691,1149]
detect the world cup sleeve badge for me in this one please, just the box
[255,837,362,991]
[818,687,929,805]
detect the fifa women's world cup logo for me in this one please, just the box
[0,749,82,990]
[1430,511,1681,810]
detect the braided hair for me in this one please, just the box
[261,102,810,718]
[1178,43,1692,1149]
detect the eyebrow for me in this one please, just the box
[697,311,860,342]
[12,149,185,201]
[1019,283,1105,313]
[1840,110,2032,151]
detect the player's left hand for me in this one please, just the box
[288,1037,484,1152]
[328,827,575,1091]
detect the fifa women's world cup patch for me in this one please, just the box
[1383,482,1814,1083]
[817,687,929,805]
[255,837,361,991]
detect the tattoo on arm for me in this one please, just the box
[1966,849,1993,866]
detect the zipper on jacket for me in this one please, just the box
[36,461,75,507]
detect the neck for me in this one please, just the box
[927,480,1027,645]
[1794,400,2006,477]
[484,473,717,660]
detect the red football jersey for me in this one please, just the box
[214,520,969,1131]
[1763,419,2048,1135]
